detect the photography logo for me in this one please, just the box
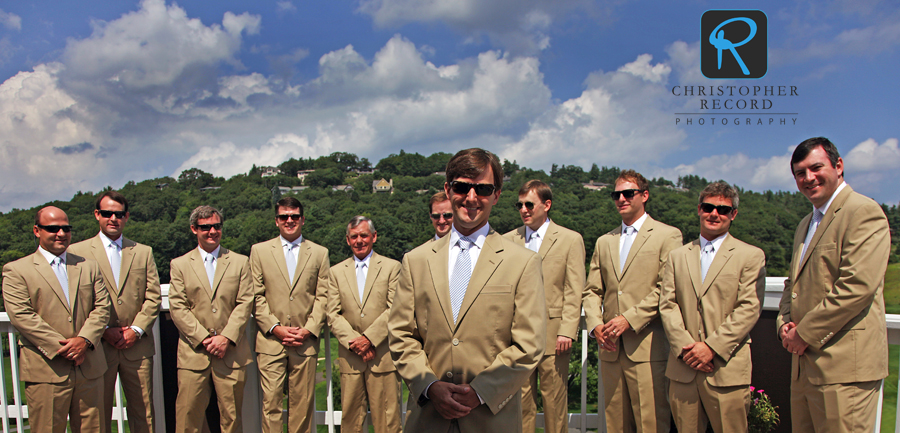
[701,10,767,79]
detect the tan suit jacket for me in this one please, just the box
[660,235,766,387]
[583,216,682,363]
[69,235,161,360]
[2,250,110,382]
[504,221,585,347]
[168,248,253,374]
[252,237,330,356]
[327,252,400,373]
[388,230,547,432]
[776,186,890,385]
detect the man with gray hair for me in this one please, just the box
[327,216,402,432]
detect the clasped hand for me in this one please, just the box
[428,381,481,420]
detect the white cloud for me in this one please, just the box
[276,1,297,13]
[173,133,330,178]
[218,72,273,106]
[844,138,900,172]
[0,8,21,30]
[658,152,795,192]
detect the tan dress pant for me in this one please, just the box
[340,369,402,433]
[600,350,670,433]
[102,342,154,433]
[25,366,105,433]
[175,365,246,433]
[257,350,317,433]
[521,351,570,433]
[669,375,749,433]
[791,363,881,433]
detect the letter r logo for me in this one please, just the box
[701,10,767,79]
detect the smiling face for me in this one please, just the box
[430,199,452,238]
[191,214,222,253]
[792,145,844,208]
[34,206,71,256]
[445,165,500,237]
[346,222,377,260]
[518,189,550,231]
[613,179,648,226]
[94,196,129,240]
[275,205,304,242]
[698,195,737,240]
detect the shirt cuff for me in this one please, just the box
[130,326,145,337]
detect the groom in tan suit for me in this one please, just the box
[168,205,254,433]
[327,216,402,432]
[389,148,547,433]
[3,206,110,433]
[505,180,584,433]
[659,182,766,433]
[69,191,161,433]
[582,170,681,433]
[777,137,890,433]
[252,196,331,433]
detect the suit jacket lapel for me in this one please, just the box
[66,253,82,313]
[537,222,558,259]
[456,231,503,331]
[797,186,852,276]
[118,238,137,294]
[511,227,526,247]
[270,240,292,289]
[427,235,454,329]
[89,236,118,297]
[700,236,734,298]
[189,249,213,297]
[211,249,230,297]
[34,252,72,313]
[361,254,382,308]
[685,241,703,298]
[607,226,623,281]
[623,221,653,275]
[292,241,313,293]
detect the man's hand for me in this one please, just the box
[361,347,376,363]
[450,385,481,410]
[601,316,631,344]
[273,325,305,346]
[681,342,715,372]
[592,324,617,352]
[103,327,124,345]
[58,337,89,365]
[349,335,373,356]
[556,336,572,355]
[203,335,231,359]
[427,382,474,419]
[115,327,139,350]
[781,323,809,356]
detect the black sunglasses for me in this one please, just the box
[195,223,223,232]
[430,212,452,220]
[699,203,735,215]
[37,224,73,233]
[448,181,496,197]
[610,189,644,200]
[277,214,303,222]
[514,201,536,210]
[98,210,127,219]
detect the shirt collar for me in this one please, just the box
[99,231,122,249]
[525,218,551,242]
[700,233,728,252]
[281,235,304,249]
[198,245,221,262]
[815,181,847,216]
[38,246,65,264]
[622,212,649,233]
[354,251,373,268]
[449,223,490,250]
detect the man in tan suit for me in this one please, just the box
[777,137,890,433]
[430,191,452,240]
[2,206,110,433]
[659,182,766,433]
[69,191,161,433]
[168,205,253,433]
[327,216,402,433]
[582,170,682,433]
[389,148,547,433]
[252,196,330,433]
[504,180,584,433]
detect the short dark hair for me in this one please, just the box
[615,169,649,192]
[445,148,503,190]
[699,182,739,209]
[190,205,224,227]
[346,215,375,236]
[791,137,842,175]
[96,190,129,213]
[518,180,552,203]
[276,197,304,217]
[429,191,448,213]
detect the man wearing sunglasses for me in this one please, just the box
[503,179,584,433]
[583,170,682,433]
[429,191,452,240]
[168,205,254,433]
[251,196,331,433]
[2,206,110,433]
[777,138,890,433]
[389,148,546,433]
[69,191,162,433]
[659,182,765,433]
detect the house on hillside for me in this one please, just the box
[582,181,609,192]
[260,166,281,177]
[297,169,316,183]
[333,185,354,193]
[373,178,393,194]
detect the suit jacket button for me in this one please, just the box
[361,313,366,318]
[118,300,123,305]
[286,315,291,319]
[618,290,623,295]
[446,371,453,378]
[68,317,72,322]
[290,296,294,301]
[792,292,797,299]
[452,338,459,346]
[212,308,217,313]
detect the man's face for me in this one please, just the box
[94,196,129,240]
[430,200,452,238]
[275,206,304,242]
[517,190,550,231]
[445,165,500,236]
[792,146,844,208]
[191,214,222,253]
[698,195,737,240]
[34,207,71,256]
[613,179,648,225]
[346,223,377,260]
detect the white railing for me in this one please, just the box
[0,277,897,432]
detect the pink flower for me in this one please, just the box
[750,386,755,392]
[757,389,765,394]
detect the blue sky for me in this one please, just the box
[1,0,898,212]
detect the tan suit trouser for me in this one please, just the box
[340,369,402,433]
[102,343,154,433]
[791,363,881,433]
[25,366,105,433]
[521,351,569,433]
[669,375,749,433]
[601,350,670,433]
[175,365,246,433]
[258,350,317,433]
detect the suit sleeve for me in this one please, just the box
[659,252,694,359]
[705,249,766,362]
[2,264,67,359]
[622,229,683,332]
[776,276,793,339]
[303,249,331,337]
[77,262,111,346]
[389,254,439,401]
[167,259,210,348]
[362,260,400,347]
[326,265,362,349]
[470,252,547,414]
[582,237,606,334]
[220,257,254,345]
[131,247,162,333]
[250,246,279,334]
[557,232,586,340]
[795,203,891,350]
